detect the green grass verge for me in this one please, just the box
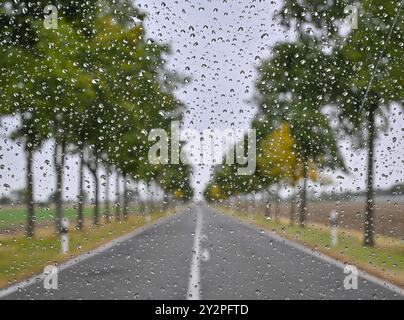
[220,207,404,288]
[0,210,174,289]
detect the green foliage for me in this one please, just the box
[252,39,346,190]
[0,1,193,236]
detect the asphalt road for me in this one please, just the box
[2,206,403,300]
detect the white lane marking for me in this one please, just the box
[0,211,184,299]
[201,248,210,262]
[215,208,404,297]
[187,208,203,300]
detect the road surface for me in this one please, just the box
[1,206,403,300]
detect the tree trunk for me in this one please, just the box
[150,181,154,213]
[299,158,308,227]
[163,191,169,211]
[364,107,376,247]
[274,184,280,220]
[144,181,150,216]
[77,146,84,230]
[253,193,257,213]
[264,191,271,218]
[289,188,296,226]
[115,172,121,221]
[139,198,145,214]
[25,143,35,238]
[123,173,129,220]
[104,166,111,223]
[274,198,280,220]
[92,159,100,226]
[54,140,65,233]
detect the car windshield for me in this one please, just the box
[0,0,403,303]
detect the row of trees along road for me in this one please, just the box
[204,0,403,247]
[0,1,193,238]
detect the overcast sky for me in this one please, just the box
[0,0,403,202]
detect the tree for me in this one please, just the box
[0,45,45,237]
[160,162,194,205]
[254,41,346,226]
[257,123,309,222]
[204,136,263,210]
[32,21,94,233]
[332,3,403,246]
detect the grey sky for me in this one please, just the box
[0,0,403,203]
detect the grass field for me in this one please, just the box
[0,206,94,230]
[0,209,177,289]
[219,206,404,288]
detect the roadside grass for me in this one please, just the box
[219,207,404,288]
[0,206,94,230]
[0,209,177,289]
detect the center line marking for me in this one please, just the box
[187,207,203,300]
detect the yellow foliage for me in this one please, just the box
[174,189,184,199]
[308,167,318,181]
[210,184,224,200]
[258,123,319,185]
